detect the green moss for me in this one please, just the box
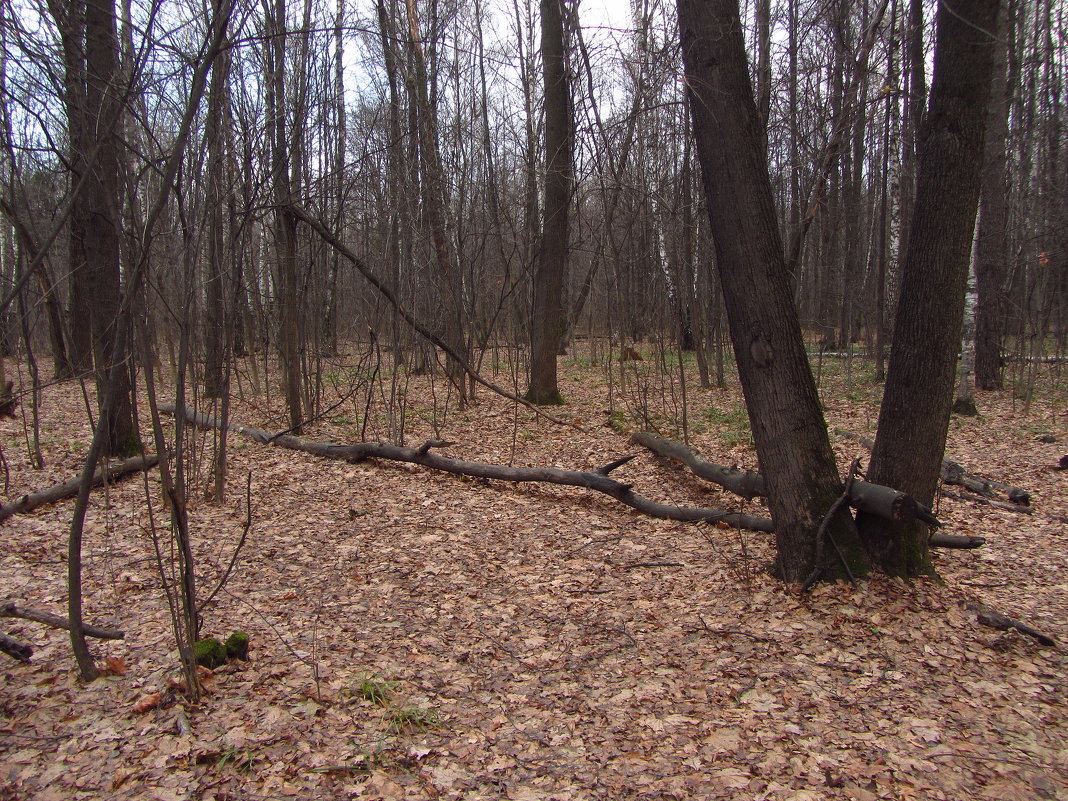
[194,637,227,669]
[224,632,250,661]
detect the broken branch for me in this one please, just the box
[0,454,161,522]
[0,601,124,640]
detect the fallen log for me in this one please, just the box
[633,432,940,526]
[835,429,1032,507]
[928,532,986,549]
[631,432,765,499]
[939,489,1033,514]
[161,405,776,533]
[0,601,124,640]
[963,601,1056,646]
[0,454,161,522]
[0,631,32,662]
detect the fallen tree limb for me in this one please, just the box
[835,429,1031,507]
[161,405,775,532]
[631,432,765,499]
[0,631,32,662]
[0,601,124,640]
[928,532,986,549]
[633,432,940,526]
[963,601,1056,646]
[939,489,1033,514]
[0,454,161,522]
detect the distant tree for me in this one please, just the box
[265,0,304,433]
[973,1,1011,391]
[525,0,573,405]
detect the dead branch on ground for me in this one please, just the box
[835,429,1032,508]
[0,454,161,522]
[160,404,774,532]
[633,432,942,528]
[0,601,124,640]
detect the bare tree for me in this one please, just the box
[525,0,573,405]
[678,0,868,584]
[859,0,1001,576]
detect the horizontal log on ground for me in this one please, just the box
[0,454,161,522]
[631,432,765,499]
[0,631,32,662]
[161,405,775,533]
[835,429,1031,506]
[963,601,1056,646]
[0,601,124,640]
[939,489,1032,514]
[633,432,940,526]
[928,532,986,549]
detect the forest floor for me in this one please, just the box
[1,352,1066,801]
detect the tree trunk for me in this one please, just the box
[974,0,1011,390]
[860,0,1001,577]
[266,0,303,433]
[84,0,137,457]
[203,0,231,399]
[403,0,468,402]
[677,0,869,584]
[525,0,572,405]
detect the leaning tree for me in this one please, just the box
[678,0,1001,582]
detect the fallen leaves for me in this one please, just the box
[1,366,1066,800]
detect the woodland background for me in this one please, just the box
[0,0,1066,798]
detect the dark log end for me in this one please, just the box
[597,454,638,475]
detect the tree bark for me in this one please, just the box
[83,0,138,457]
[525,0,572,406]
[859,0,1002,577]
[677,0,869,583]
[974,1,1011,390]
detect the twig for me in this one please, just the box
[197,471,254,614]
[689,614,770,643]
[622,561,683,569]
[803,458,861,591]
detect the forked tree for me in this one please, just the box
[679,0,1000,581]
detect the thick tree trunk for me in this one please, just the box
[677,0,868,584]
[860,0,1001,577]
[525,0,572,406]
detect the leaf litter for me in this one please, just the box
[0,360,1065,800]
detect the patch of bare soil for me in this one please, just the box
[1,357,1065,800]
